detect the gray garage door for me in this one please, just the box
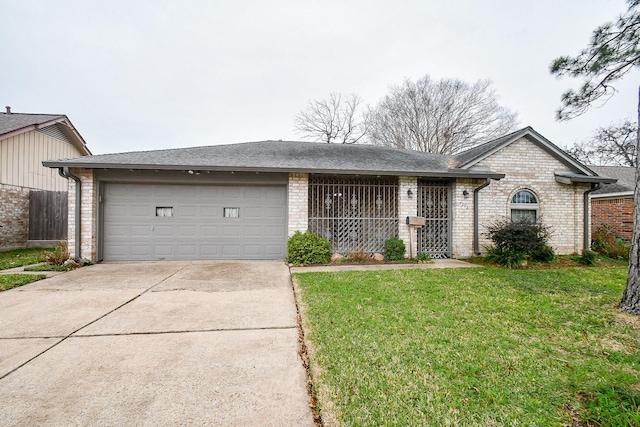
[102,183,287,261]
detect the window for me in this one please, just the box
[510,190,538,223]
[224,207,240,218]
[156,207,173,217]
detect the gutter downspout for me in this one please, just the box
[59,167,81,259]
[583,182,602,252]
[473,178,492,256]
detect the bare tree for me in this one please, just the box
[294,93,366,144]
[566,119,637,166]
[365,75,518,154]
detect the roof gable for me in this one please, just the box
[0,112,91,155]
[453,126,597,177]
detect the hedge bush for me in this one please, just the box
[287,231,331,265]
[384,237,406,261]
[485,219,554,267]
[591,224,630,259]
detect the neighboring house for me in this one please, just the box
[0,108,91,250]
[43,126,614,262]
[588,165,635,241]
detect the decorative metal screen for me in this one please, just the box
[309,175,399,253]
[419,181,451,259]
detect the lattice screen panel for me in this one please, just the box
[309,175,399,253]
[419,181,451,259]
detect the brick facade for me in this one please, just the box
[471,137,590,256]
[398,176,418,257]
[0,184,30,250]
[288,173,309,237]
[450,179,478,258]
[63,138,594,261]
[591,197,634,241]
[67,168,97,260]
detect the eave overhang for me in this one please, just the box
[42,161,505,180]
[554,171,617,185]
[590,191,634,199]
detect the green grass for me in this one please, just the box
[0,248,52,270]
[294,267,640,426]
[0,274,46,291]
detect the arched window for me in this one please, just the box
[510,189,538,223]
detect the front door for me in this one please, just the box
[418,181,451,259]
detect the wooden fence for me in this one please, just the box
[29,190,67,241]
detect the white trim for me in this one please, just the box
[590,191,634,200]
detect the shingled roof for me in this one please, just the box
[589,165,635,196]
[0,111,91,155]
[0,112,66,136]
[43,140,505,179]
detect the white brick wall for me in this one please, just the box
[288,172,308,236]
[67,168,97,260]
[451,179,477,258]
[399,176,418,258]
[472,137,590,255]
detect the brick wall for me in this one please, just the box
[451,179,478,258]
[0,183,30,250]
[591,197,634,241]
[288,172,308,236]
[399,176,418,257]
[67,169,97,260]
[473,137,590,255]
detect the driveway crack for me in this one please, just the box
[0,263,191,381]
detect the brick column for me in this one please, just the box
[288,173,308,236]
[398,176,418,258]
[67,168,97,261]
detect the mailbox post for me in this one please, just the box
[405,216,426,259]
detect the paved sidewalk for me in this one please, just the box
[0,261,314,426]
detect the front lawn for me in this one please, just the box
[294,267,640,426]
[0,274,46,291]
[0,248,51,270]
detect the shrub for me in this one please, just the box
[417,252,431,262]
[592,224,630,260]
[485,246,526,269]
[530,244,555,263]
[577,249,597,266]
[384,237,406,261]
[287,231,331,265]
[45,242,69,266]
[484,219,554,266]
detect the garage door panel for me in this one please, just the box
[131,245,152,256]
[180,205,197,217]
[222,245,241,256]
[178,226,197,237]
[265,226,286,237]
[200,226,219,236]
[265,207,285,218]
[103,184,286,261]
[131,226,151,237]
[154,225,174,236]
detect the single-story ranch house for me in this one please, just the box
[43,126,614,262]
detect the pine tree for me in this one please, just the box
[550,0,640,314]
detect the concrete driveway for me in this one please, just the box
[0,261,314,426]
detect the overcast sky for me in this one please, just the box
[2,0,638,155]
